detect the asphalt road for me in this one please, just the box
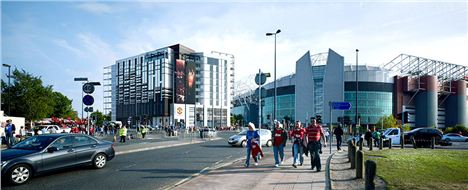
[2,132,271,190]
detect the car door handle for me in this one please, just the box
[68,149,75,153]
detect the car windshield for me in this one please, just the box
[11,136,57,151]
[238,131,247,135]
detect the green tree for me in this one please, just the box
[1,69,77,122]
[51,92,77,119]
[376,114,398,129]
[90,110,105,126]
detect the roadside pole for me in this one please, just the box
[329,102,332,154]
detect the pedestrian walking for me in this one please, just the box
[291,121,305,168]
[5,119,16,148]
[119,125,127,143]
[141,125,148,139]
[251,140,264,164]
[364,129,372,148]
[19,126,26,141]
[272,122,287,167]
[244,122,260,167]
[305,118,325,172]
[334,124,344,151]
[372,128,381,147]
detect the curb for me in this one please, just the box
[115,137,222,155]
[325,151,336,190]
[162,155,245,190]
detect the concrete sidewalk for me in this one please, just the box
[173,145,336,190]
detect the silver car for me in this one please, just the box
[442,133,468,142]
[228,129,272,147]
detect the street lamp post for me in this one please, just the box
[2,64,11,116]
[355,49,359,136]
[266,29,281,123]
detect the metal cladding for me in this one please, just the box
[415,76,438,127]
[445,80,467,127]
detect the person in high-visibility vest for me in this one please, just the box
[119,125,127,143]
[141,126,148,139]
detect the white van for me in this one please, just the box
[383,128,402,145]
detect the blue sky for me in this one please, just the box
[2,1,467,118]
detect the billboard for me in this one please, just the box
[175,59,196,104]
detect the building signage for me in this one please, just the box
[173,104,185,120]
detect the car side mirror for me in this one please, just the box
[47,147,58,153]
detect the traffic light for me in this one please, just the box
[196,113,201,121]
[403,111,409,123]
[316,115,322,124]
[267,114,270,120]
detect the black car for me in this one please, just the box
[1,133,115,185]
[404,127,443,147]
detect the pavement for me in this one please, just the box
[172,144,337,190]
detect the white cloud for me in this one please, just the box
[76,2,113,14]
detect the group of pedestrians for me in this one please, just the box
[244,118,344,172]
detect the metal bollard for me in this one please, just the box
[359,137,363,150]
[431,137,435,149]
[356,150,364,179]
[348,140,353,162]
[379,138,383,150]
[412,138,417,149]
[400,135,404,149]
[350,145,356,169]
[365,160,377,190]
[389,138,392,149]
[369,138,373,151]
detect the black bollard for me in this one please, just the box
[379,138,383,150]
[400,135,404,149]
[356,150,364,179]
[359,137,363,150]
[389,138,392,149]
[348,140,353,162]
[369,138,373,151]
[365,160,377,190]
[431,137,435,149]
[350,145,356,169]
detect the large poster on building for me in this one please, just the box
[175,59,196,104]
[175,59,186,103]
[185,59,196,104]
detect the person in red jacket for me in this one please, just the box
[291,121,305,168]
[251,140,263,165]
[306,118,325,172]
[272,121,288,167]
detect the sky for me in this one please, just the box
[1,0,467,119]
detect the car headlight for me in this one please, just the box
[2,161,7,167]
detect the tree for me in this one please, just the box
[51,92,77,119]
[1,69,77,122]
[376,115,398,129]
[90,110,105,126]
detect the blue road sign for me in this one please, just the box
[83,95,94,106]
[331,102,352,110]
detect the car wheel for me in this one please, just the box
[93,153,107,169]
[8,164,32,185]
[266,140,273,147]
[241,140,246,148]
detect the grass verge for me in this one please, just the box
[365,149,468,190]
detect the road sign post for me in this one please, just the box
[329,101,352,153]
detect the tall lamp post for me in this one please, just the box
[355,49,359,136]
[266,29,281,122]
[2,64,11,115]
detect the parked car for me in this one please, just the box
[228,129,272,147]
[382,128,402,145]
[36,125,71,134]
[200,127,217,138]
[442,133,468,142]
[1,133,115,185]
[404,127,443,147]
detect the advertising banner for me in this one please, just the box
[175,59,186,103]
[185,59,196,104]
